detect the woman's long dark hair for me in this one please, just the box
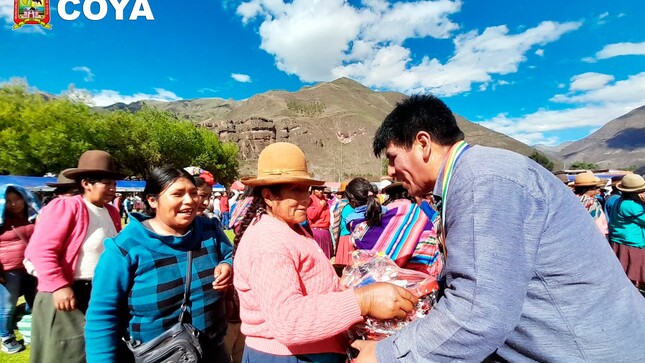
[345,177,382,227]
[232,184,282,256]
[142,167,196,217]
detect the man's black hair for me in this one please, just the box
[373,94,465,157]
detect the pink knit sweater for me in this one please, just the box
[25,195,121,292]
[234,214,363,356]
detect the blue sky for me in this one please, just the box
[1,0,644,146]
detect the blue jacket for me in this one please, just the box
[85,213,233,362]
[376,146,645,362]
[608,197,645,248]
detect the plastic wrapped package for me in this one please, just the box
[340,251,440,341]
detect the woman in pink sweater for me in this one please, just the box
[0,184,40,354]
[25,150,123,363]
[234,143,417,363]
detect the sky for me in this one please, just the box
[1,0,644,146]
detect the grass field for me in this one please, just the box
[0,228,236,362]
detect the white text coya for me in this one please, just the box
[58,0,154,21]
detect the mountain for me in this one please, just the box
[559,105,645,170]
[103,78,540,181]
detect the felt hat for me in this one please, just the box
[63,150,121,180]
[555,174,569,184]
[572,173,597,187]
[241,143,324,187]
[382,181,404,194]
[337,181,349,193]
[46,168,77,187]
[595,177,608,188]
[616,174,645,193]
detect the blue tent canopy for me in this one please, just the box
[0,175,146,192]
[1,176,227,192]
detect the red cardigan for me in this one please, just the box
[307,194,330,229]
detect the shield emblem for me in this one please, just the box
[13,0,52,30]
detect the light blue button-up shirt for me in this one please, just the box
[377,146,645,362]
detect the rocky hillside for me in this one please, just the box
[103,78,539,181]
[559,105,645,170]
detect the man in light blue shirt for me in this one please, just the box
[352,94,645,362]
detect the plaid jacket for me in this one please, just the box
[86,214,233,362]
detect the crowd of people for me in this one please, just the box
[0,94,643,362]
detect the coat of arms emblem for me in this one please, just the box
[13,0,52,30]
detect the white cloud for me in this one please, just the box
[231,73,252,83]
[72,66,95,82]
[479,72,645,145]
[66,87,182,107]
[0,0,14,24]
[597,12,609,25]
[535,49,544,57]
[236,0,580,96]
[568,72,614,92]
[596,41,645,59]
[198,88,219,94]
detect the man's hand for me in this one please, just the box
[352,340,378,363]
[354,282,418,319]
[212,263,233,290]
[53,286,76,311]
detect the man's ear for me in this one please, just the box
[415,131,433,162]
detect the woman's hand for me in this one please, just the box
[53,286,76,311]
[354,282,418,319]
[212,263,233,291]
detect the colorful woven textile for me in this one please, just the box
[229,196,252,230]
[349,203,443,277]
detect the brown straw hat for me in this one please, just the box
[46,168,77,187]
[616,174,645,193]
[572,173,597,187]
[595,177,608,188]
[338,181,349,193]
[63,150,122,179]
[241,143,324,187]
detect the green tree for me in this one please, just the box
[0,85,239,182]
[528,151,554,171]
[101,106,239,182]
[381,158,389,176]
[0,86,98,175]
[570,161,599,170]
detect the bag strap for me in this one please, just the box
[12,226,29,245]
[178,250,193,324]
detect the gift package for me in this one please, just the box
[340,251,440,341]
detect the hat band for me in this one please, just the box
[259,168,309,177]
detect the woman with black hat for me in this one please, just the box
[25,150,123,363]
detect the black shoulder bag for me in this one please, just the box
[124,251,203,363]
